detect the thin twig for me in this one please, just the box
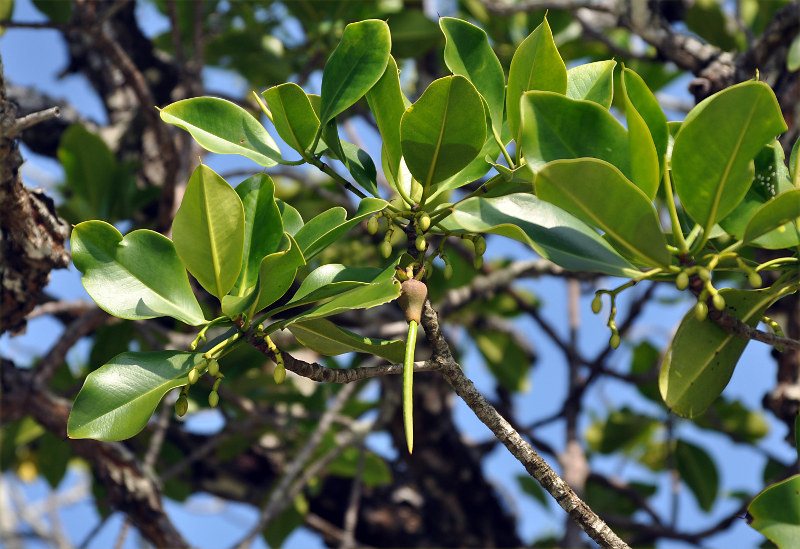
[8,107,60,138]
[339,445,366,549]
[33,307,107,386]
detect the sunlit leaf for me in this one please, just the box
[172,164,245,299]
[566,60,616,108]
[68,351,206,441]
[72,221,205,326]
[747,475,800,549]
[294,197,386,261]
[289,318,405,363]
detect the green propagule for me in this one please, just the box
[64,12,800,547]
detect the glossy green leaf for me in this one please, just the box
[672,81,787,230]
[720,141,800,249]
[172,164,245,299]
[566,60,616,108]
[276,199,304,237]
[623,67,669,179]
[160,97,282,167]
[289,318,405,363]
[319,19,391,125]
[287,264,391,306]
[68,351,206,441]
[507,17,567,148]
[748,474,800,548]
[221,235,304,319]
[471,328,533,392]
[366,55,406,185]
[536,159,670,267]
[674,439,719,512]
[400,75,486,197]
[520,91,631,177]
[791,138,799,186]
[262,83,319,156]
[339,140,379,197]
[620,69,660,198]
[440,17,505,135]
[233,174,283,295]
[294,197,386,261]
[660,286,789,417]
[448,193,637,277]
[744,189,800,243]
[71,221,205,326]
[275,277,401,331]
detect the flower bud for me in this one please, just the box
[695,301,708,322]
[175,395,188,417]
[208,391,219,408]
[591,295,602,314]
[418,213,431,231]
[380,240,392,258]
[415,235,427,252]
[443,263,453,280]
[207,359,219,377]
[473,255,484,269]
[748,272,762,288]
[474,235,487,256]
[675,272,689,290]
[712,293,725,311]
[274,364,286,384]
[367,216,379,235]
[188,368,199,385]
[609,333,621,349]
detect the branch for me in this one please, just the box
[7,107,60,139]
[418,301,631,549]
[1,360,188,548]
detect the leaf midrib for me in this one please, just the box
[704,97,760,229]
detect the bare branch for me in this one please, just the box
[8,107,60,139]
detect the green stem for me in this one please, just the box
[493,128,514,169]
[203,332,241,360]
[307,156,369,200]
[404,320,417,455]
[395,176,417,209]
[663,166,689,254]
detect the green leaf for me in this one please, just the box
[387,9,441,59]
[585,407,660,454]
[366,55,406,185]
[620,69,660,199]
[448,193,637,277]
[535,159,670,267]
[288,264,390,305]
[622,67,669,181]
[440,17,505,136]
[339,140,380,197]
[275,277,401,331]
[160,97,282,167]
[276,199,304,237]
[659,286,789,417]
[57,124,137,223]
[471,328,532,392]
[288,318,405,363]
[507,16,567,149]
[672,81,787,231]
[294,197,386,261]
[172,164,245,299]
[400,75,487,198]
[516,474,550,508]
[748,474,800,549]
[326,446,392,487]
[789,34,800,72]
[629,340,662,403]
[233,174,284,294]
[694,398,769,444]
[566,60,616,108]
[319,19,391,125]
[221,235,305,319]
[262,83,319,156]
[31,0,71,22]
[68,351,206,441]
[720,140,800,248]
[674,440,719,512]
[37,432,71,488]
[791,138,799,186]
[743,189,800,243]
[263,494,307,549]
[520,91,631,177]
[71,221,205,326]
